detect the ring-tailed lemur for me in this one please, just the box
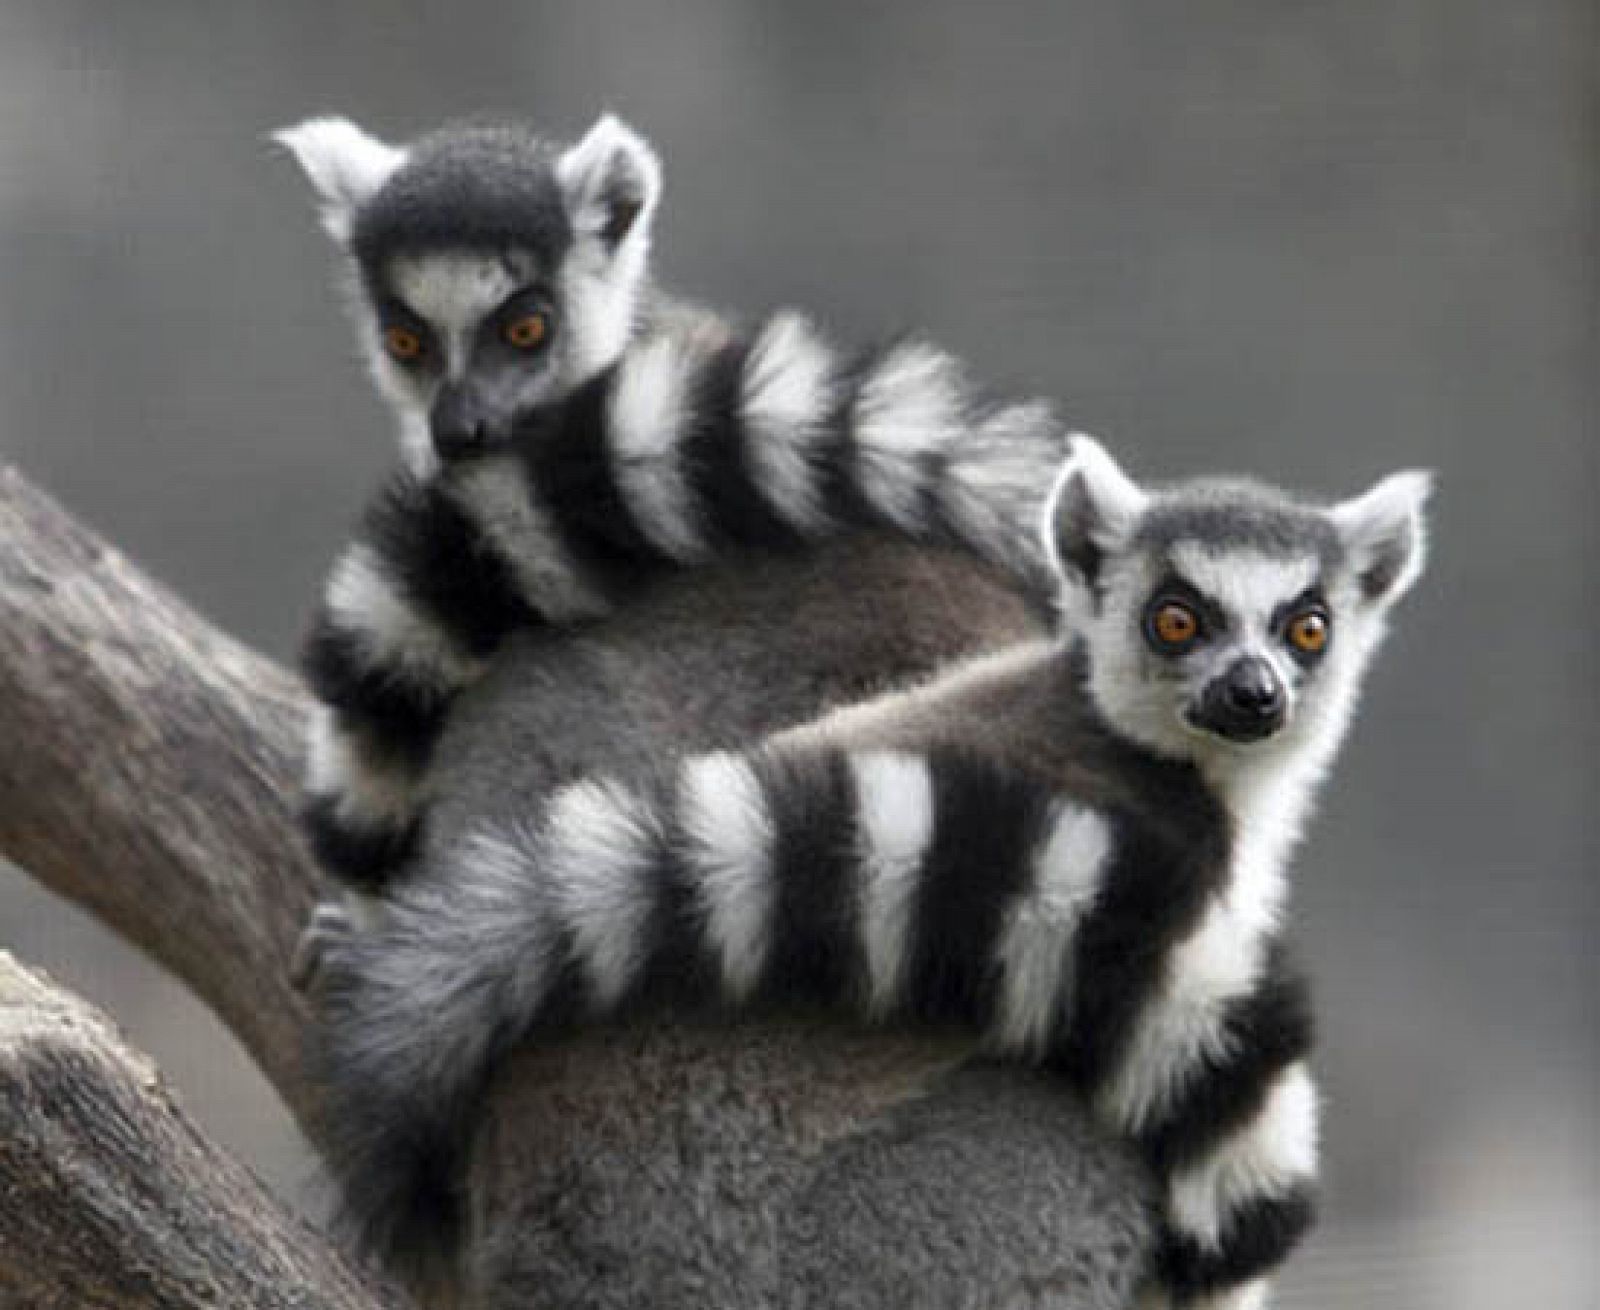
[277,113,1068,896]
[304,434,1431,1307]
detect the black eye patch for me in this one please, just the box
[1270,585,1326,623]
[1141,575,1229,657]
[1145,576,1229,630]
[1273,586,1333,663]
[374,291,428,330]
[374,296,439,368]
[484,286,558,344]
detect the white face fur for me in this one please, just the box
[276,114,661,474]
[364,248,565,460]
[1046,435,1431,791]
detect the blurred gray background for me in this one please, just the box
[1,2,1594,1305]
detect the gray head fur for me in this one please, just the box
[276,113,662,471]
[1044,434,1431,798]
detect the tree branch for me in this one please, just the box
[0,464,319,1120]
[0,465,1153,1309]
[0,951,399,1310]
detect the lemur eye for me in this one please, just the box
[1286,609,1331,656]
[503,312,549,350]
[382,325,425,364]
[1149,600,1201,649]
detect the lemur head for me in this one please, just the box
[276,113,662,470]
[1045,435,1430,781]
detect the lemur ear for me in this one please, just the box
[1042,433,1148,595]
[557,114,662,254]
[1331,469,1433,606]
[273,116,406,244]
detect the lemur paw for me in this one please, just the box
[291,901,360,995]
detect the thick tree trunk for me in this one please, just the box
[0,465,1153,1309]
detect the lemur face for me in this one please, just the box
[1045,436,1430,768]
[277,113,661,471]
[1089,539,1349,758]
[366,248,567,461]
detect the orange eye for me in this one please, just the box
[382,325,424,364]
[1287,610,1330,655]
[1150,601,1200,648]
[503,312,548,350]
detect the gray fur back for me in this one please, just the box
[422,536,1041,869]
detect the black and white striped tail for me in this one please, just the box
[314,741,1315,1300]
[299,471,535,892]
[520,312,1071,592]
[300,311,1069,893]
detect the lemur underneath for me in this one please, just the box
[277,113,1070,897]
[302,427,1430,1308]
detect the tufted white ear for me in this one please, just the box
[557,113,662,255]
[274,116,407,244]
[1330,469,1433,606]
[1041,433,1148,594]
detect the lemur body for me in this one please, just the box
[278,113,1068,897]
[304,431,1430,1307]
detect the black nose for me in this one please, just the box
[1192,657,1288,743]
[1225,659,1285,718]
[430,386,496,461]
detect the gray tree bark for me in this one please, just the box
[0,465,1153,1309]
[0,952,401,1310]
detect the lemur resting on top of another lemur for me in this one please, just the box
[277,112,1069,898]
[298,422,1427,1310]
